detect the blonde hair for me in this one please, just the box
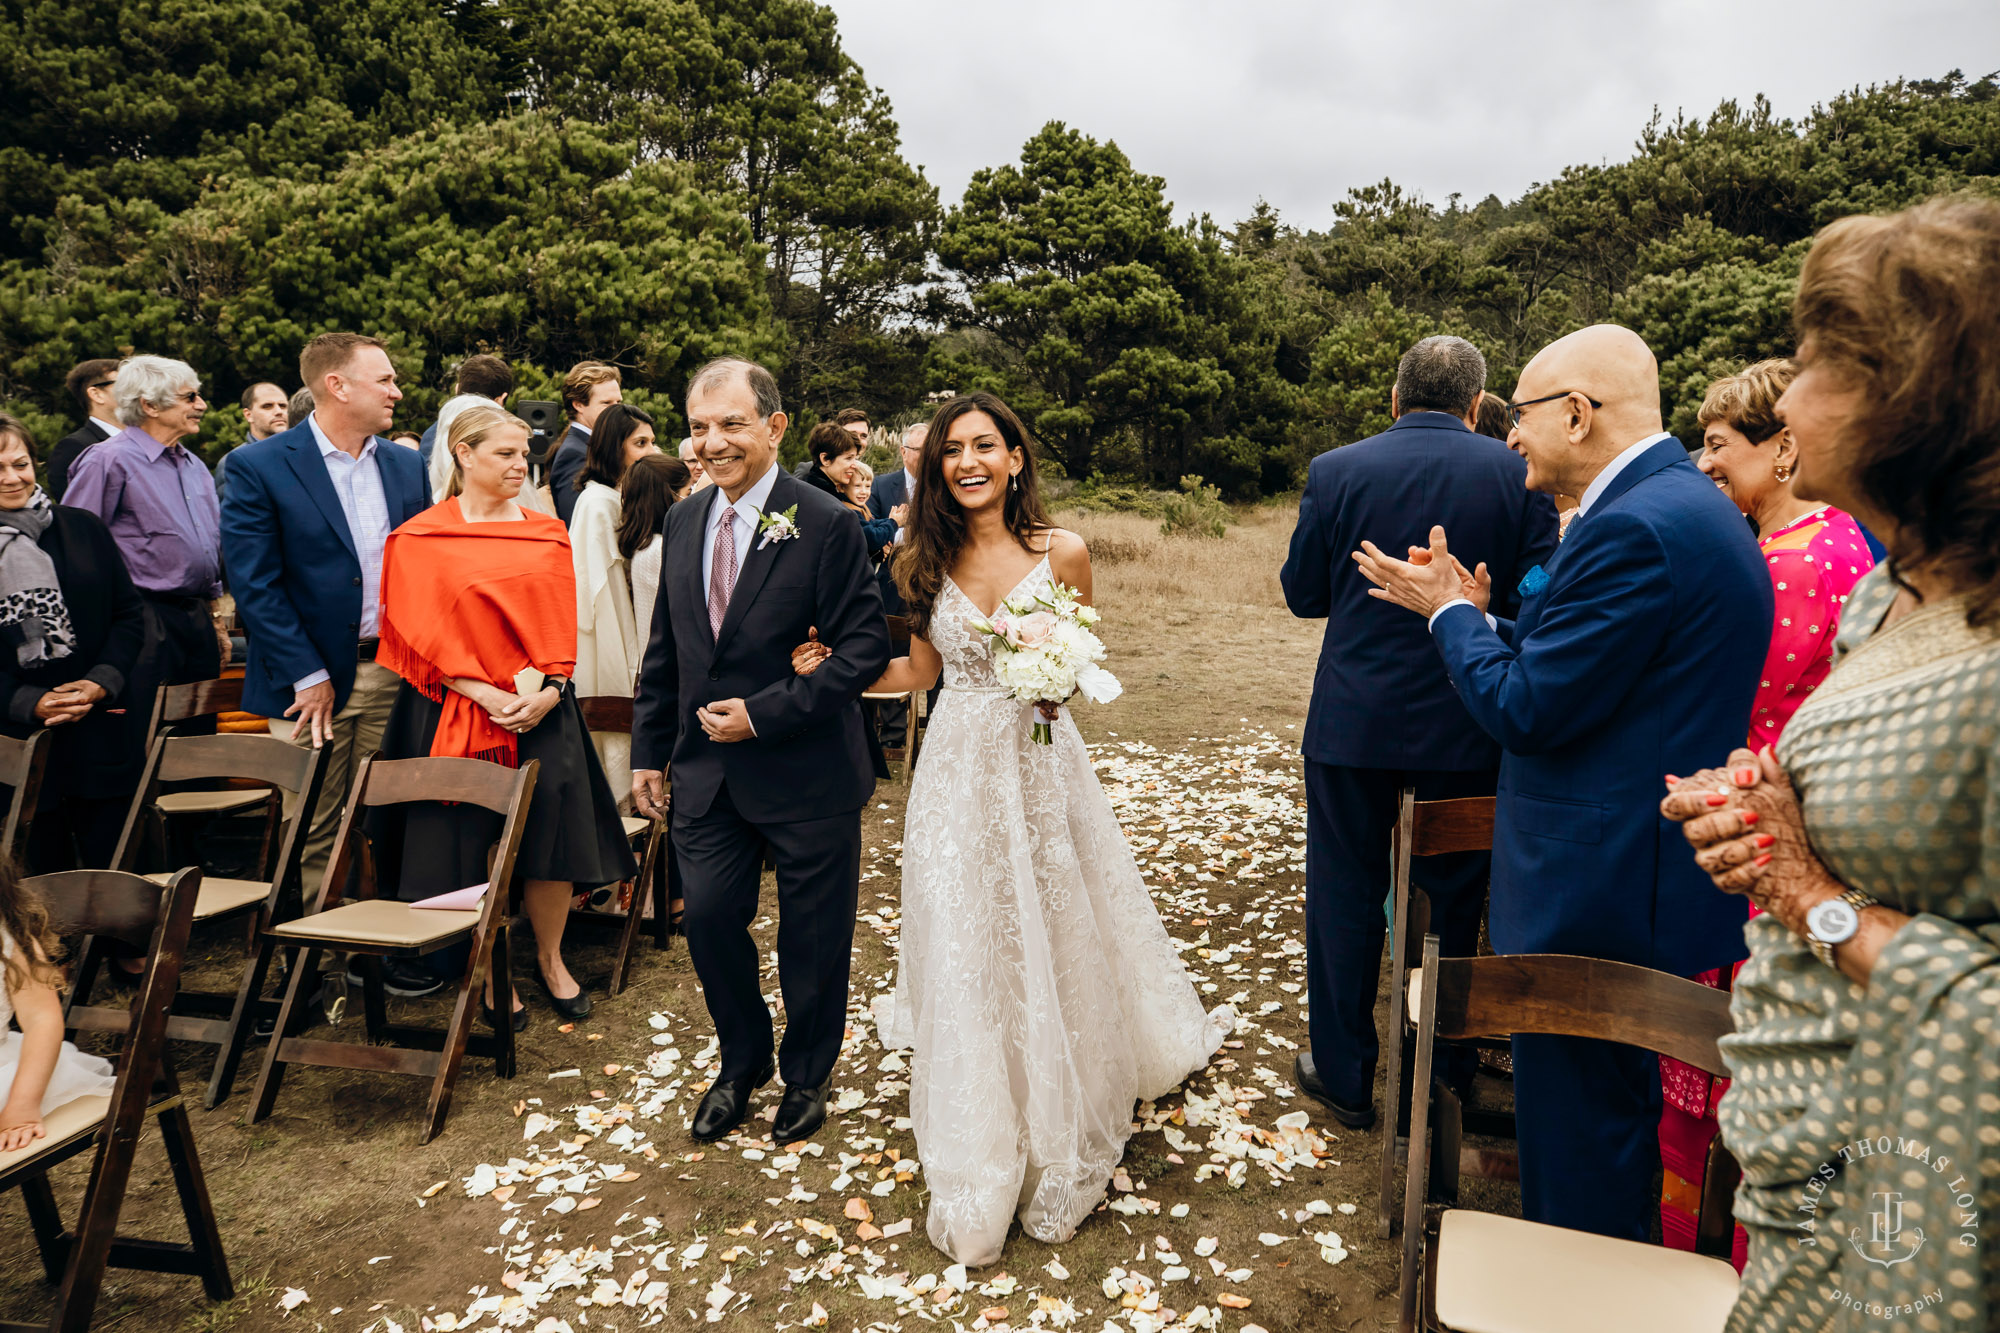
[1696,358,1796,443]
[444,404,531,498]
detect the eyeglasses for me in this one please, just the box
[1505,391,1602,428]
[173,391,202,405]
[87,379,115,391]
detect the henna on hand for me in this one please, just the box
[1662,746,1843,930]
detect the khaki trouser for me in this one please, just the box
[285,661,401,896]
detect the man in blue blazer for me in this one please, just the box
[1281,337,1559,1129]
[866,422,921,744]
[221,332,430,900]
[1356,324,1769,1241]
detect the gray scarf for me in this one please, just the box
[0,489,75,668]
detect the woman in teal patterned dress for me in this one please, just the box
[1663,196,2000,1331]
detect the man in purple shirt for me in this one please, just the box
[64,355,231,691]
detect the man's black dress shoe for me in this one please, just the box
[692,1058,776,1142]
[772,1076,833,1144]
[1294,1053,1377,1130]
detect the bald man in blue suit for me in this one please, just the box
[1356,325,1770,1242]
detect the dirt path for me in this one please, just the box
[0,505,1410,1333]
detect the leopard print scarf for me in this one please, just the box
[0,489,75,668]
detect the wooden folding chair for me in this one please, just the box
[1397,937,1741,1333]
[0,727,50,863]
[67,732,328,1109]
[862,614,927,775]
[1377,791,1505,1239]
[2,868,232,1333]
[247,754,538,1143]
[566,695,670,997]
[139,677,281,857]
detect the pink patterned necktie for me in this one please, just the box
[708,510,738,638]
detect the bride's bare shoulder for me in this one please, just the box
[1036,525,1087,558]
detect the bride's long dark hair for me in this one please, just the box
[893,391,1052,638]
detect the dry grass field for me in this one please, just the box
[0,501,1435,1333]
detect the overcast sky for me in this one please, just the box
[828,0,2000,230]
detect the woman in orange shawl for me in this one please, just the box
[374,405,635,1030]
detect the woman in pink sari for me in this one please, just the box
[1655,358,1874,1263]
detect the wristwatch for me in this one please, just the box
[1804,889,1877,968]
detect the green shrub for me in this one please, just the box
[1159,475,1232,539]
[1061,473,1175,517]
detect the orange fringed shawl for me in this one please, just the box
[378,498,578,767]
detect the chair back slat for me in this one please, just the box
[0,727,48,862]
[33,869,191,949]
[154,733,322,793]
[358,755,538,817]
[577,696,634,735]
[1428,952,1734,1076]
[152,678,246,732]
[1408,795,1495,856]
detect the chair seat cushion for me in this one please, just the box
[0,1094,109,1174]
[155,788,270,815]
[143,872,269,920]
[1433,1209,1738,1333]
[620,815,650,839]
[269,899,481,947]
[1408,965,1423,1016]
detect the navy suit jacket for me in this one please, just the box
[631,469,891,823]
[219,423,429,718]
[1281,413,1559,770]
[550,423,589,526]
[867,468,910,614]
[1430,437,1770,977]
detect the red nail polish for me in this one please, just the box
[1664,774,1681,784]
[1740,811,1759,825]
[1753,853,1772,866]
[1706,794,1729,807]
[1754,834,1775,849]
[1734,767,1758,786]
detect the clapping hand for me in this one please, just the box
[1661,746,1834,929]
[1352,526,1489,618]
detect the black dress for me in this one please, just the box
[369,682,637,898]
[0,506,148,870]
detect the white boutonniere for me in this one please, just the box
[755,504,800,549]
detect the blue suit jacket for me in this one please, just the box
[550,423,589,526]
[1281,413,1559,770]
[867,468,910,615]
[219,423,429,717]
[1430,437,1770,976]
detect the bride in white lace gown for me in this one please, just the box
[842,393,1231,1267]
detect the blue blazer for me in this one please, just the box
[631,469,891,823]
[867,468,910,614]
[1430,437,1770,977]
[550,423,589,526]
[219,424,429,718]
[1281,413,1559,770]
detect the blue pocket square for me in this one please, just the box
[1517,564,1549,598]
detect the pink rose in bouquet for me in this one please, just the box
[1006,610,1058,650]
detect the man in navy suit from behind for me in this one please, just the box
[221,332,430,904]
[1356,325,1769,1241]
[1281,336,1559,1130]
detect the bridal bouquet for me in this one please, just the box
[969,582,1123,744]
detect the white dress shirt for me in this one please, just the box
[293,412,393,691]
[701,461,782,596]
[1427,430,1676,633]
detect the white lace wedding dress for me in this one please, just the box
[879,556,1232,1267]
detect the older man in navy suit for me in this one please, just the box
[1281,337,1559,1130]
[221,332,430,911]
[1356,324,1770,1241]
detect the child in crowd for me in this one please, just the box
[0,860,116,1151]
